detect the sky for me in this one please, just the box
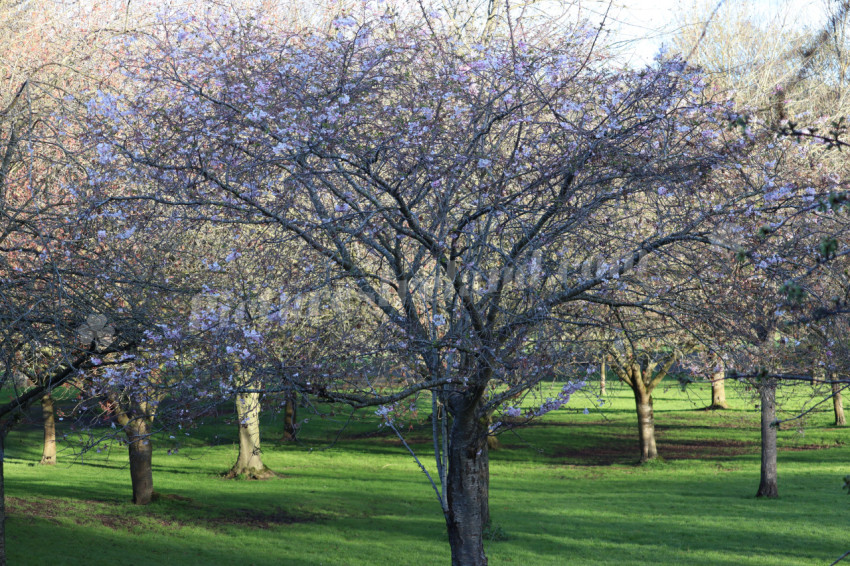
[580,0,829,66]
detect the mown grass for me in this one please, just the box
[5,378,850,565]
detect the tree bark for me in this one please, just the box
[126,418,154,505]
[230,391,267,477]
[832,377,846,426]
[634,387,658,463]
[600,360,607,396]
[756,380,779,498]
[709,369,728,409]
[445,395,489,566]
[283,391,297,441]
[39,394,56,465]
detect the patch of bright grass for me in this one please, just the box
[5,378,850,565]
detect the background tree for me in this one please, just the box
[602,310,692,463]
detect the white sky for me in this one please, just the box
[580,0,830,66]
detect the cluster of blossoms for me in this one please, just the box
[502,380,587,420]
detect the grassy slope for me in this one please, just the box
[5,379,849,565]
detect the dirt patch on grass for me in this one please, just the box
[7,497,143,530]
[659,439,755,460]
[552,438,641,465]
[207,506,313,529]
[156,493,193,502]
[7,495,315,533]
[91,513,143,530]
[780,443,837,451]
[7,497,64,524]
[552,437,757,464]
[553,436,838,465]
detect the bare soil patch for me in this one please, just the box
[7,494,315,533]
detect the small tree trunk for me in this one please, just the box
[445,397,489,566]
[600,360,607,396]
[709,369,728,410]
[283,391,297,441]
[230,392,267,477]
[756,380,779,498]
[126,418,153,505]
[832,377,846,426]
[634,386,658,463]
[39,394,56,465]
[485,412,500,451]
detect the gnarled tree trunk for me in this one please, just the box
[634,385,658,463]
[445,394,489,566]
[709,369,728,410]
[832,376,845,426]
[39,393,56,465]
[229,391,268,478]
[756,380,778,498]
[126,418,154,505]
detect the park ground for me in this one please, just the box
[4,378,849,565]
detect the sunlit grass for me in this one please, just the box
[5,378,849,565]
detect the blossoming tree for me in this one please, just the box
[85,3,767,563]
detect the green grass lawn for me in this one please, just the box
[4,378,849,565]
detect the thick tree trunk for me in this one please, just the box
[833,378,846,426]
[600,360,607,396]
[39,394,56,465]
[283,391,297,441]
[230,392,267,478]
[709,369,728,410]
[634,387,658,463]
[126,418,154,505]
[757,381,779,498]
[445,398,490,566]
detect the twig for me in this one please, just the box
[386,420,446,513]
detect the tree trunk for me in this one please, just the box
[445,397,489,566]
[634,387,658,463]
[756,380,779,498]
[832,378,846,426]
[39,394,56,465]
[126,418,154,505]
[230,391,267,478]
[283,391,297,441]
[709,369,728,409]
[600,360,607,396]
